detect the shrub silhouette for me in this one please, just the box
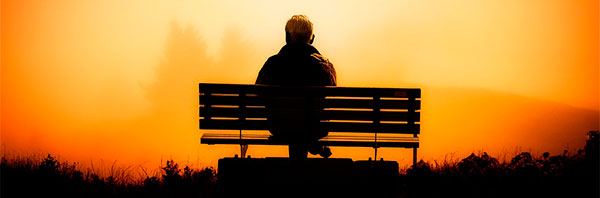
[457,152,499,176]
[39,154,59,173]
[585,131,599,165]
[506,152,541,176]
[406,160,433,176]
[161,159,182,186]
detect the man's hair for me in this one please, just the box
[285,15,313,43]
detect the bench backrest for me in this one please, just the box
[199,83,421,135]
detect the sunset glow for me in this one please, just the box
[2,0,598,170]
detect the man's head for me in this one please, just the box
[285,15,314,44]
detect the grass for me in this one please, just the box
[1,154,216,198]
[1,131,598,198]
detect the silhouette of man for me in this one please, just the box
[256,15,336,159]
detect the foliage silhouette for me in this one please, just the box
[1,131,597,197]
[1,154,217,198]
[145,21,211,117]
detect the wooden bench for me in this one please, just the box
[199,83,421,164]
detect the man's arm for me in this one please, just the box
[311,53,337,86]
[256,57,275,84]
[325,61,336,86]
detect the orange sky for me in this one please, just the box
[1,0,598,171]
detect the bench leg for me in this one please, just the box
[413,147,417,166]
[241,144,248,158]
[374,147,378,161]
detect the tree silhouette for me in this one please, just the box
[145,22,212,117]
[213,26,255,83]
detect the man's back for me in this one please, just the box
[255,42,336,139]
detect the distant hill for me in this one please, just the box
[418,86,599,158]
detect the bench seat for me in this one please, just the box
[201,132,419,148]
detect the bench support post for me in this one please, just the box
[239,91,247,158]
[373,96,381,161]
[413,147,417,165]
[241,144,248,158]
[408,95,418,166]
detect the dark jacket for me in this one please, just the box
[256,43,336,86]
[255,43,337,143]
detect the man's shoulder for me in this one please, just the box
[309,53,334,70]
[310,53,329,63]
[265,53,285,64]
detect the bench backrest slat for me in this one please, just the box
[200,95,421,110]
[199,107,420,122]
[199,83,421,135]
[200,83,421,98]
